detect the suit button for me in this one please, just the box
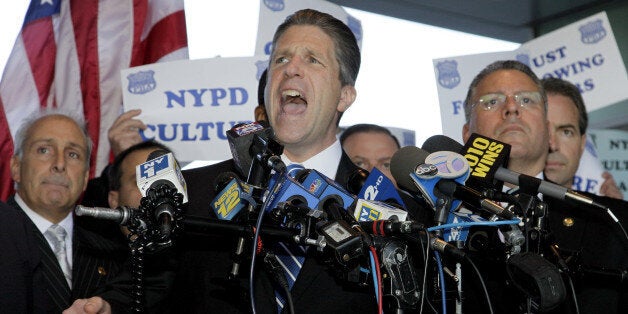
[98,266,107,276]
[562,217,574,227]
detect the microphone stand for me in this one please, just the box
[182,215,301,242]
[125,184,184,313]
[230,134,285,279]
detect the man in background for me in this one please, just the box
[340,123,400,186]
[462,60,627,313]
[542,77,623,199]
[5,109,126,312]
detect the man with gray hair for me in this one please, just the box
[462,60,627,313]
[3,109,126,312]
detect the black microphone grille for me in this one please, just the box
[390,146,430,194]
[345,168,370,195]
[213,172,240,193]
[421,135,463,153]
[146,149,170,161]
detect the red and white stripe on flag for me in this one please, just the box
[0,0,188,201]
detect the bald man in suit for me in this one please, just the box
[4,109,126,312]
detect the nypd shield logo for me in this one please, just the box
[127,70,156,95]
[579,19,606,44]
[436,60,460,89]
[263,0,284,12]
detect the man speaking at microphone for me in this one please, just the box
[461,60,627,313]
[173,9,428,314]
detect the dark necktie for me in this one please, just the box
[275,163,307,312]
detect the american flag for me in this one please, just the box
[0,0,188,201]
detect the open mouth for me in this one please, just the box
[281,89,307,114]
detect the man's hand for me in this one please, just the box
[108,109,147,156]
[63,297,111,314]
[600,171,624,200]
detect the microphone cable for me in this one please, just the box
[434,251,447,314]
[464,254,494,314]
[426,219,521,232]
[368,246,383,314]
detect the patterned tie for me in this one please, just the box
[275,163,307,312]
[45,224,72,287]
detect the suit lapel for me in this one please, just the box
[71,221,127,299]
[7,197,72,311]
[288,150,358,306]
[335,150,359,186]
[33,229,72,309]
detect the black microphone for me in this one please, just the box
[246,126,285,188]
[436,180,514,220]
[430,236,467,260]
[75,205,135,224]
[358,220,424,236]
[390,146,514,220]
[226,121,275,178]
[211,172,262,221]
[427,133,613,213]
[135,150,187,241]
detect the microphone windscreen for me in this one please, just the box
[146,149,170,161]
[345,168,370,195]
[422,135,464,154]
[390,146,430,194]
[213,172,239,193]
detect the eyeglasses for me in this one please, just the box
[473,91,543,111]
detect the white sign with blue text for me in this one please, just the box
[121,56,268,162]
[434,11,628,144]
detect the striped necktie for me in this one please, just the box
[275,163,307,312]
[45,224,72,287]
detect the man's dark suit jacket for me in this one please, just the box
[1,197,127,313]
[463,190,628,314]
[168,152,430,313]
[544,192,628,314]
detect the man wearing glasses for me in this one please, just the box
[460,60,627,313]
[462,60,548,180]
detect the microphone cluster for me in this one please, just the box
[77,124,627,313]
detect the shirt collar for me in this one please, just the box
[16,193,74,236]
[282,139,342,179]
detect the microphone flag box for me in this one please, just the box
[357,167,405,206]
[211,178,249,220]
[226,121,274,177]
[354,199,408,222]
[409,150,469,210]
[462,133,510,191]
[263,172,320,213]
[136,152,188,203]
[299,169,356,211]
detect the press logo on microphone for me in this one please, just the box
[308,178,324,194]
[232,121,264,136]
[363,175,383,200]
[358,202,382,221]
[354,199,408,222]
[136,153,189,203]
[139,155,169,179]
[212,179,244,220]
[463,133,509,179]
